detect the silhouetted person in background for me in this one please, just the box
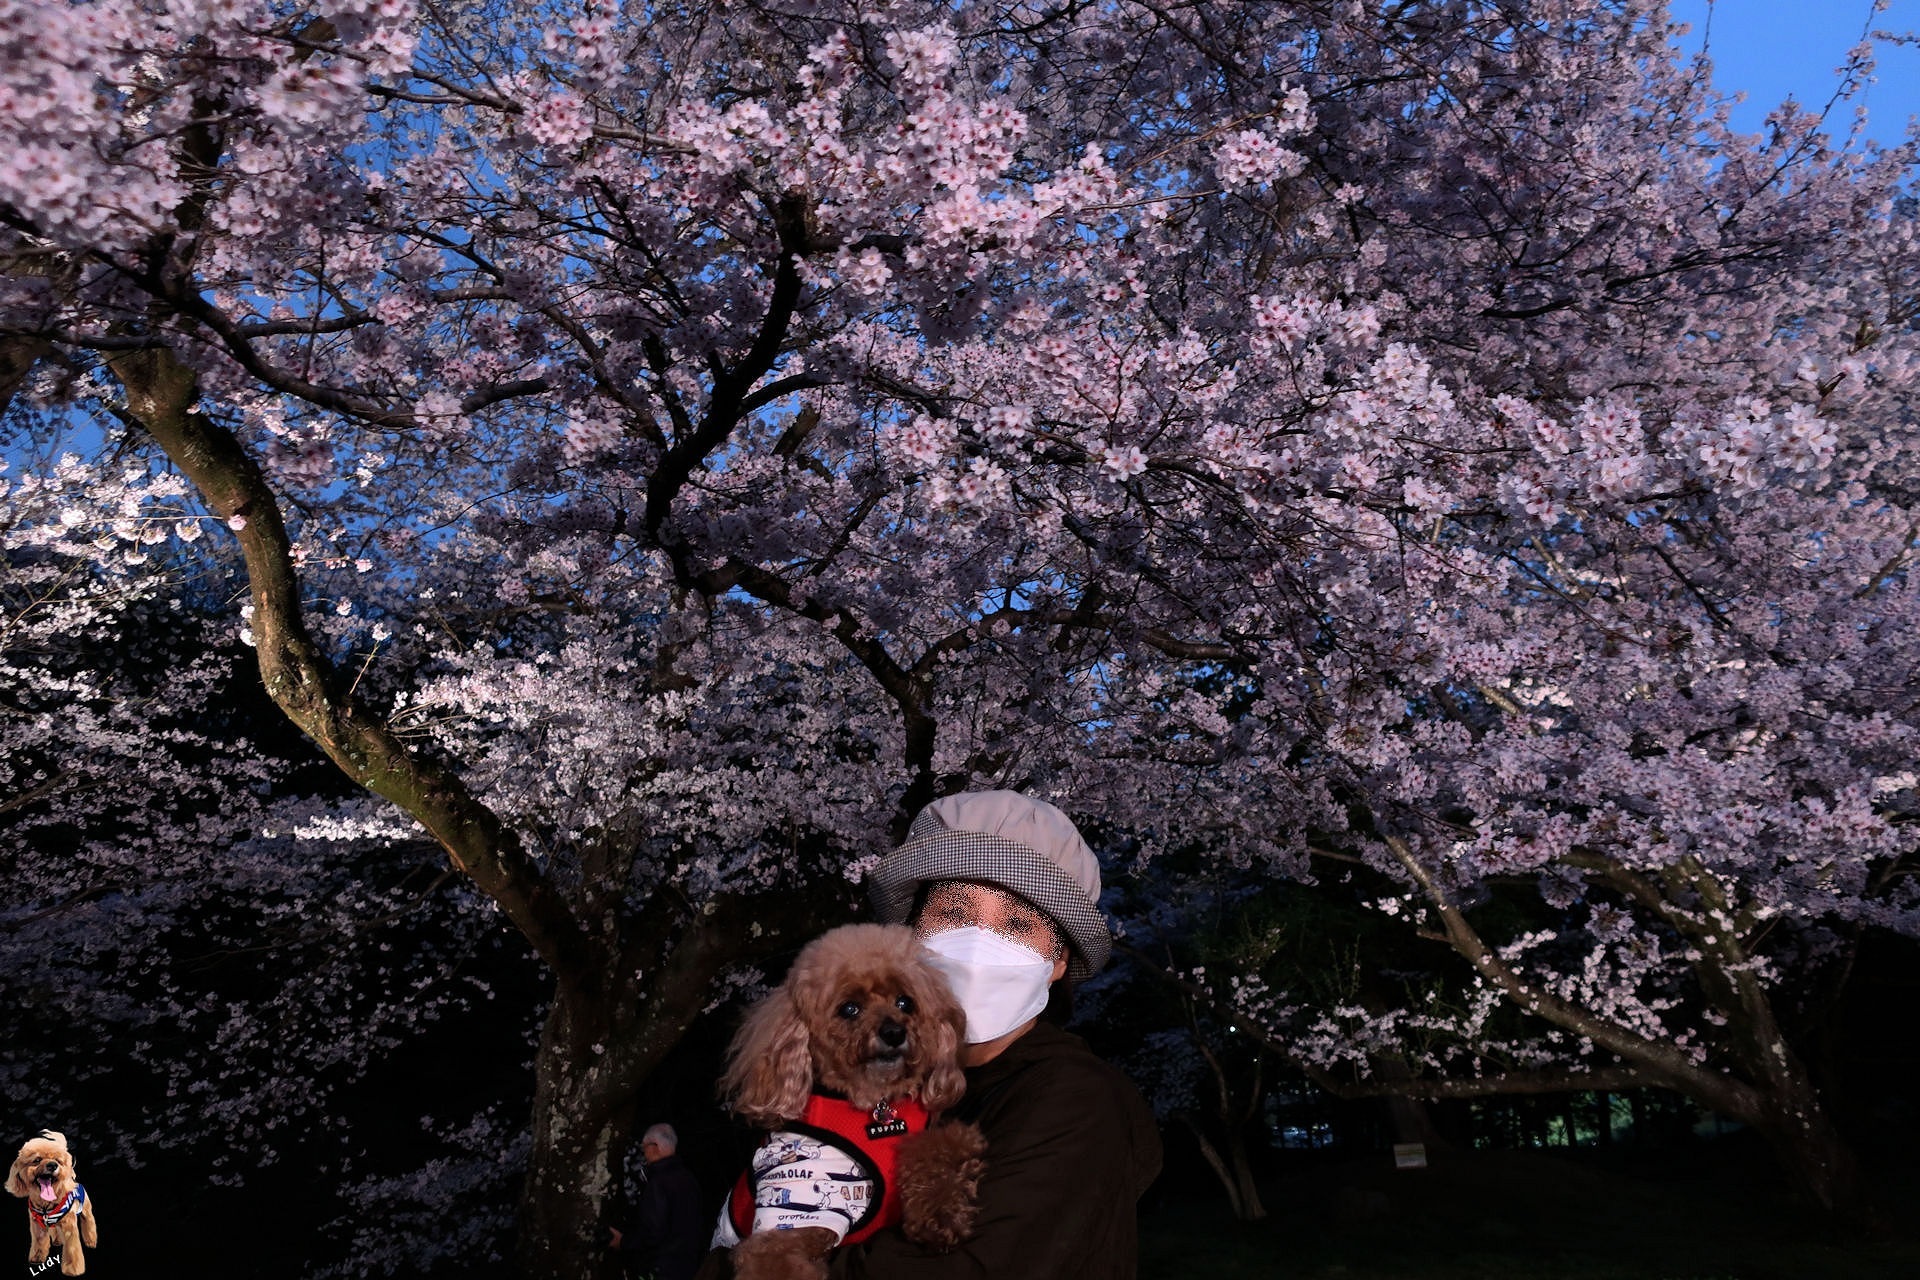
[609,1123,707,1280]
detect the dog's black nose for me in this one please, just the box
[877,1020,907,1048]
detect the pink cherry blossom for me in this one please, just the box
[5,0,1917,1263]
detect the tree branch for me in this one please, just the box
[644,193,812,540]
[107,344,595,982]
[1381,834,1764,1121]
[1116,940,1651,1104]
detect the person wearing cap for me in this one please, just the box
[824,789,1163,1280]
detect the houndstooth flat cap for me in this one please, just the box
[867,791,1110,981]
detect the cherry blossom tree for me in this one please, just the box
[5,2,1147,1268]
[5,0,1917,1265]
[0,453,550,1272]
[1028,0,1920,1220]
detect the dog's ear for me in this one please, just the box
[916,984,969,1115]
[5,1156,28,1200]
[919,1020,967,1114]
[720,989,814,1127]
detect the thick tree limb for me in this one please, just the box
[1117,941,1651,1102]
[643,194,812,539]
[1381,834,1765,1122]
[106,343,595,982]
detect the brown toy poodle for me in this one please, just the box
[716,923,987,1280]
[8,1131,97,1276]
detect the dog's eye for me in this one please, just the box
[837,1000,861,1019]
[894,994,915,1014]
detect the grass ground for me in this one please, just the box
[1138,1138,1920,1279]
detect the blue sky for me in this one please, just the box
[1668,0,1920,146]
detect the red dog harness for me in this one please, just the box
[725,1093,930,1246]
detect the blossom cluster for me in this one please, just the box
[7,0,1919,1256]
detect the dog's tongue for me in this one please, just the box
[35,1177,53,1199]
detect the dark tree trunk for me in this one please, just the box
[1592,1092,1613,1149]
[514,888,852,1276]
[519,983,633,1280]
[1374,1057,1449,1150]
[1386,839,1877,1222]
[1747,1088,1867,1225]
[1183,1117,1268,1222]
[1228,1129,1267,1221]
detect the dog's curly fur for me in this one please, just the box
[721,924,987,1280]
[8,1131,97,1276]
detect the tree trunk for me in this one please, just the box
[1385,837,1875,1220]
[519,982,634,1280]
[1185,1120,1246,1220]
[1746,1087,1866,1224]
[1227,1130,1268,1222]
[514,888,850,1276]
[1373,1057,1449,1150]
[1183,1118,1267,1222]
[1384,1093,1447,1152]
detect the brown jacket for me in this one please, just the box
[827,1020,1162,1280]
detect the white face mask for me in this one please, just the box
[920,926,1057,1044]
